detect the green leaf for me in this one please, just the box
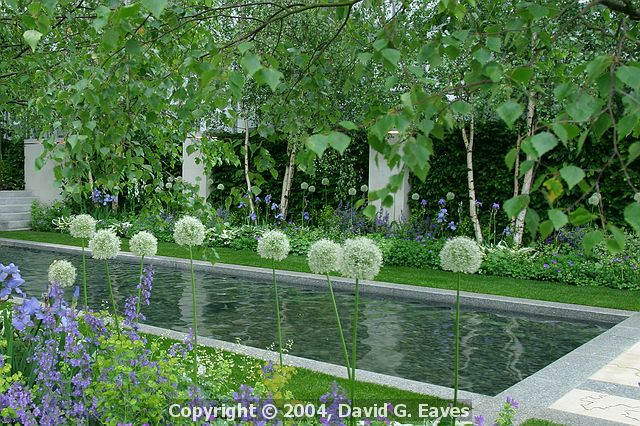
[504,147,517,170]
[473,47,491,65]
[508,66,533,84]
[381,48,401,68]
[583,230,603,256]
[241,53,262,76]
[496,100,524,128]
[503,195,530,218]
[486,36,501,52]
[569,207,596,226]
[327,132,351,155]
[616,65,640,90]
[624,202,640,234]
[306,134,329,157]
[255,68,283,91]
[530,132,558,157]
[362,204,377,220]
[35,156,44,170]
[617,114,637,141]
[338,121,358,131]
[451,100,472,115]
[539,220,554,239]
[559,166,585,190]
[23,30,43,52]
[419,44,441,67]
[525,208,539,239]
[627,141,640,165]
[566,93,599,122]
[606,224,626,253]
[141,0,167,18]
[548,209,568,230]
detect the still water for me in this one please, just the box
[0,245,608,395]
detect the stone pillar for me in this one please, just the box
[23,139,63,204]
[182,136,210,199]
[367,134,409,223]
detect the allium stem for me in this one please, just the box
[81,244,88,309]
[326,274,351,380]
[189,246,198,386]
[453,272,461,407]
[105,261,120,336]
[350,277,360,426]
[136,255,145,316]
[273,260,284,366]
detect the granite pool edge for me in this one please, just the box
[1,238,633,324]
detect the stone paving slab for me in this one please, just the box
[549,389,640,425]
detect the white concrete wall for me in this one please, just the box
[23,139,63,204]
[367,136,409,223]
[182,136,210,199]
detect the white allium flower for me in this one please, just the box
[257,230,290,261]
[165,182,173,189]
[411,193,419,201]
[129,231,158,257]
[446,192,455,201]
[217,183,225,190]
[439,236,483,274]
[48,259,77,288]
[348,188,357,196]
[588,193,601,206]
[308,185,316,193]
[301,182,309,190]
[339,237,383,280]
[154,186,161,193]
[89,230,121,260]
[173,216,205,247]
[635,192,640,203]
[360,185,368,192]
[308,239,342,274]
[168,176,174,183]
[69,214,96,239]
[322,178,330,186]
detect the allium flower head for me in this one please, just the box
[411,193,419,201]
[173,215,205,246]
[339,237,383,280]
[301,182,309,190]
[360,185,368,193]
[308,239,342,274]
[69,214,96,239]
[446,192,455,201]
[217,183,225,190]
[48,260,77,288]
[322,178,330,186]
[308,185,316,193]
[348,188,357,196]
[89,229,121,259]
[588,192,601,206]
[257,230,290,261]
[129,231,158,257]
[634,192,640,203]
[439,236,483,274]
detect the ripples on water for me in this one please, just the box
[0,245,609,395]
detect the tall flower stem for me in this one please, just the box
[81,244,88,309]
[104,261,120,336]
[135,255,145,315]
[349,277,360,425]
[189,246,198,386]
[453,272,461,407]
[273,260,284,366]
[326,274,351,380]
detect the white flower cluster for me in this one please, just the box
[446,192,455,201]
[257,230,290,261]
[69,214,97,239]
[89,230,121,260]
[307,239,342,274]
[173,216,205,247]
[360,185,368,193]
[588,192,601,206]
[48,259,77,288]
[634,192,640,203]
[439,237,483,274]
[130,231,158,257]
[338,237,383,280]
[348,188,357,196]
[322,178,330,186]
[301,182,309,190]
[411,193,420,201]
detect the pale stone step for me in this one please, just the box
[0,219,31,230]
[0,196,35,205]
[0,190,32,196]
[0,212,30,221]
[0,204,32,213]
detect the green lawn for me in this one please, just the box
[1,230,637,311]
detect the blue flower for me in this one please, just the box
[506,396,519,408]
[438,198,446,206]
[492,202,500,210]
[91,188,102,203]
[475,200,483,207]
[255,196,262,203]
[102,193,114,206]
[275,212,284,220]
[271,202,279,211]
[303,212,310,221]
[238,201,247,209]
[420,199,428,206]
[447,221,457,231]
[250,211,257,222]
[503,226,512,236]
[436,208,448,223]
[265,194,272,204]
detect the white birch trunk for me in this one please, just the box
[461,115,483,244]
